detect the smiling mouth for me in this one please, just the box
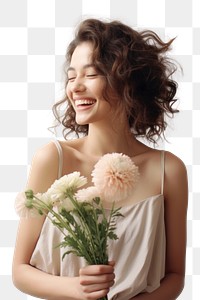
[75,99,96,107]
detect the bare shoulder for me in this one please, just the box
[164,151,188,202]
[31,141,59,173]
[33,140,57,158]
[164,150,188,181]
[26,141,60,192]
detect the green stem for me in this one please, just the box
[105,202,115,230]
[30,194,113,268]
[92,204,107,264]
[67,193,99,264]
[33,196,96,265]
[32,196,94,264]
[101,201,115,260]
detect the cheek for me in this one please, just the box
[95,83,105,100]
[91,78,106,98]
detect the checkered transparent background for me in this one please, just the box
[0,0,199,299]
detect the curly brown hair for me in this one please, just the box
[53,18,179,143]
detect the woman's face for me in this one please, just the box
[66,42,113,126]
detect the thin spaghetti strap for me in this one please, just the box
[52,139,63,179]
[161,150,165,195]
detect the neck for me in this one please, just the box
[82,122,136,158]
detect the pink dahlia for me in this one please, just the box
[91,153,139,206]
[75,186,101,203]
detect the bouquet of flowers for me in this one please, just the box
[15,153,139,300]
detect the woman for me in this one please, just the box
[12,19,188,300]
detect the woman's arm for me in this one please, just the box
[12,142,73,299]
[131,273,184,300]
[12,142,114,300]
[13,248,114,300]
[13,217,114,300]
[131,151,188,300]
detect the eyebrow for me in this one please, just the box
[67,64,96,72]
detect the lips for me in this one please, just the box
[74,98,96,107]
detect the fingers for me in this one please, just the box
[80,280,115,293]
[79,263,115,299]
[79,264,115,285]
[79,264,114,276]
[80,272,115,286]
[80,288,110,300]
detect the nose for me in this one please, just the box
[70,77,86,93]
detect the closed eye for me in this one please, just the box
[68,77,76,81]
[86,74,98,78]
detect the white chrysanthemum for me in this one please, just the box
[35,192,51,205]
[75,186,101,203]
[54,197,74,212]
[92,153,140,204]
[47,172,87,203]
[15,192,39,218]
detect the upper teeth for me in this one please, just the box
[75,99,95,105]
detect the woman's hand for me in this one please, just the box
[78,262,115,300]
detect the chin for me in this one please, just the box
[75,118,89,126]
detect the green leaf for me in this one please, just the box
[62,250,79,260]
[108,231,118,240]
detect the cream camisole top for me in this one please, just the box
[30,140,166,300]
